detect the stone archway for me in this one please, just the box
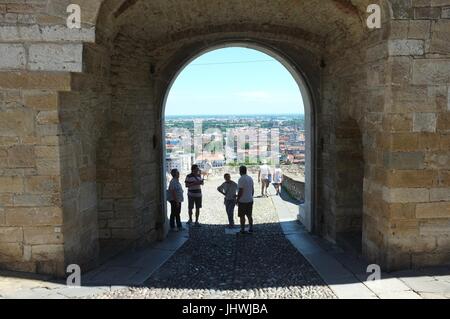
[2,0,450,277]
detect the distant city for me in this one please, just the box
[165,114,306,174]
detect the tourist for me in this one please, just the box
[237,165,254,234]
[273,165,283,196]
[167,169,184,231]
[217,173,238,228]
[185,164,204,226]
[202,160,212,180]
[258,161,270,197]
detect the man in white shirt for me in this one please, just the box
[258,162,271,197]
[273,165,283,196]
[237,166,254,234]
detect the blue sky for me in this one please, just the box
[165,47,305,116]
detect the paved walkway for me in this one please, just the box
[1,175,449,299]
[96,174,336,299]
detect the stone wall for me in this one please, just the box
[282,174,305,202]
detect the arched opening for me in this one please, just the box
[160,44,315,233]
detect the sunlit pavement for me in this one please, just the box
[1,175,449,299]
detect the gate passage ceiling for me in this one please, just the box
[95,0,374,48]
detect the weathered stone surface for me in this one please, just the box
[0,242,22,262]
[384,152,425,169]
[24,93,59,111]
[0,25,95,43]
[413,113,437,132]
[0,72,72,90]
[416,202,450,219]
[412,60,450,85]
[31,244,64,261]
[0,176,23,193]
[7,145,35,168]
[5,207,62,226]
[25,176,59,195]
[0,110,35,137]
[0,44,26,69]
[29,44,83,72]
[0,227,23,243]
[23,226,63,245]
[383,187,429,204]
[388,40,424,56]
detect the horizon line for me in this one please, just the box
[165,113,305,117]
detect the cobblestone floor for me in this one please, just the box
[96,175,336,299]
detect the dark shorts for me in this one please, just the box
[238,202,253,218]
[188,196,202,210]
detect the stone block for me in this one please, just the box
[31,244,64,261]
[430,188,450,202]
[408,20,431,39]
[413,113,437,132]
[420,220,450,236]
[0,242,22,262]
[414,7,442,19]
[383,187,429,203]
[389,133,418,151]
[416,202,450,219]
[388,40,424,56]
[108,218,136,229]
[412,60,450,85]
[25,176,59,194]
[7,145,35,168]
[438,113,450,131]
[13,194,53,207]
[0,72,72,91]
[36,158,60,175]
[0,109,35,137]
[425,152,450,169]
[0,25,95,42]
[36,111,59,125]
[0,226,23,243]
[34,146,59,159]
[385,170,435,188]
[24,93,59,111]
[23,226,63,245]
[0,176,23,193]
[384,152,425,169]
[29,44,83,72]
[443,7,450,18]
[429,20,450,53]
[438,170,450,186]
[383,113,412,132]
[388,203,416,220]
[5,207,62,226]
[419,133,440,151]
[0,44,26,69]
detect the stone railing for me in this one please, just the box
[282,173,305,202]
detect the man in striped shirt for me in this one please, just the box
[185,164,204,226]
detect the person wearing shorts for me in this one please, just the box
[258,163,270,197]
[237,165,254,234]
[185,164,204,226]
